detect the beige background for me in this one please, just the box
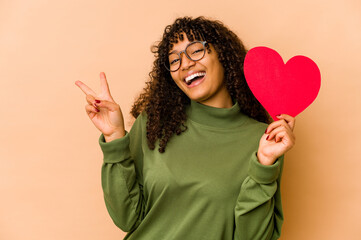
[1,0,360,239]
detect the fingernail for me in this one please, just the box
[96,108,100,112]
[95,100,101,103]
[265,128,268,134]
[276,114,282,118]
[266,135,269,140]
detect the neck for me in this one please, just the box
[186,99,247,128]
[197,92,233,109]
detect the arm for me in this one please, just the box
[76,72,146,232]
[234,152,284,240]
[99,114,146,232]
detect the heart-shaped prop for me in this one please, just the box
[244,46,321,121]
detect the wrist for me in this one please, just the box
[256,152,277,166]
[104,129,126,142]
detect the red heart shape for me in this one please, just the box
[244,46,321,121]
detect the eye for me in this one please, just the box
[170,58,180,65]
[169,52,180,66]
[192,49,203,54]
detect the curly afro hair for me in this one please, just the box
[131,16,272,153]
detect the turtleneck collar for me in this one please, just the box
[185,99,248,128]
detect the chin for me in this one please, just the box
[188,94,209,103]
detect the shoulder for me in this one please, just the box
[246,117,268,130]
[242,115,269,138]
[133,110,148,125]
[128,111,148,136]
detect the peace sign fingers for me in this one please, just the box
[99,72,114,100]
[75,72,125,142]
[75,80,97,96]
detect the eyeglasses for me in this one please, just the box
[165,41,207,72]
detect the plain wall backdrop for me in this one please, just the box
[1,0,360,239]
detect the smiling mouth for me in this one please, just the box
[184,72,206,85]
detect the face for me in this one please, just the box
[169,35,232,108]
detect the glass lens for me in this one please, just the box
[168,53,180,71]
[166,42,206,71]
[186,42,205,61]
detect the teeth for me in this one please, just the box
[185,72,206,83]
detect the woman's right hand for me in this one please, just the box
[75,72,126,142]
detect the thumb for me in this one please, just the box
[95,99,120,112]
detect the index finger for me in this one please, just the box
[100,72,113,97]
[75,80,97,96]
[276,114,296,130]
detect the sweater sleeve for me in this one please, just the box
[234,151,285,240]
[99,113,146,232]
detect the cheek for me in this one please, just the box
[210,61,225,82]
[170,72,179,82]
[170,74,184,89]
[216,60,225,79]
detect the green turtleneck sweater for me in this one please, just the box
[99,100,284,240]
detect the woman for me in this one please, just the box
[76,16,295,240]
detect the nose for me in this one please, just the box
[180,52,195,70]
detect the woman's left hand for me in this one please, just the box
[257,114,296,165]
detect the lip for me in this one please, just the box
[183,70,206,82]
[185,74,206,88]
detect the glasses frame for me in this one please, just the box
[165,41,208,72]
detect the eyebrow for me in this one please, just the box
[168,50,178,55]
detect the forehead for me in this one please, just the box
[169,38,192,54]
[168,31,203,53]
